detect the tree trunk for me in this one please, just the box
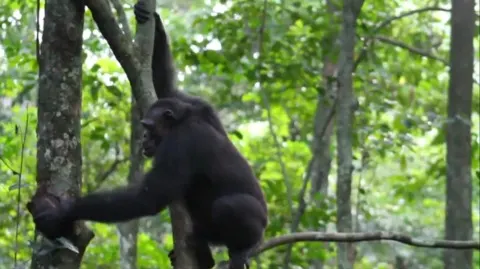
[335,0,364,268]
[443,0,475,268]
[117,99,144,269]
[32,0,94,268]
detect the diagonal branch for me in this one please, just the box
[84,0,155,107]
[374,35,448,64]
[84,1,198,268]
[373,7,450,33]
[354,6,450,71]
[255,0,294,214]
[109,0,133,39]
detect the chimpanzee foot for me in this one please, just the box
[133,1,151,24]
[228,249,251,269]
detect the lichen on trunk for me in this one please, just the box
[32,0,94,268]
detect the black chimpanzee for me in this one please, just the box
[26,2,268,269]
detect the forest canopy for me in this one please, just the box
[0,0,478,268]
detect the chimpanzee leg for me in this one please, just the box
[211,194,267,269]
[168,230,214,269]
[187,231,215,269]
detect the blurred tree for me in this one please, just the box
[443,0,475,268]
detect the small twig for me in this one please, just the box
[95,158,128,186]
[374,7,450,33]
[354,6,450,71]
[93,145,128,188]
[14,106,29,267]
[256,0,294,214]
[289,98,337,232]
[253,231,480,256]
[109,0,133,39]
[36,0,41,62]
[84,0,140,90]
[374,35,448,64]
[0,156,19,175]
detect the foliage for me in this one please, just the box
[0,0,478,268]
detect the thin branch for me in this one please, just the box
[94,158,128,188]
[354,6,450,71]
[84,0,141,96]
[253,232,480,256]
[109,0,133,39]
[374,35,448,65]
[374,7,450,33]
[284,98,337,268]
[256,0,294,213]
[14,106,29,267]
[85,1,198,267]
[0,156,19,175]
[289,99,337,233]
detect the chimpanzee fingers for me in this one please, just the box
[26,194,74,240]
[168,249,176,266]
[133,1,151,24]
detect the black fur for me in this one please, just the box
[136,4,269,267]
[27,3,268,269]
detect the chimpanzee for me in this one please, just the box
[26,2,268,269]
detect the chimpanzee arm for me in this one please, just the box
[151,13,179,99]
[149,20,228,136]
[63,133,194,223]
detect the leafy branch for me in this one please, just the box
[374,35,448,64]
[84,1,199,267]
[354,6,450,71]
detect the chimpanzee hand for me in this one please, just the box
[26,193,75,240]
[134,1,151,24]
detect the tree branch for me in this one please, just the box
[255,0,294,214]
[85,0,156,108]
[354,6,450,71]
[374,35,448,65]
[85,1,199,267]
[253,232,480,256]
[373,7,450,33]
[109,0,132,39]
[94,158,128,187]
[85,0,140,90]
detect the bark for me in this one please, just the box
[32,0,94,268]
[443,0,475,268]
[111,4,141,269]
[335,0,364,268]
[116,100,144,269]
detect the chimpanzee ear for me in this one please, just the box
[141,118,155,130]
[163,109,175,120]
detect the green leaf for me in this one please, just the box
[106,85,123,98]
